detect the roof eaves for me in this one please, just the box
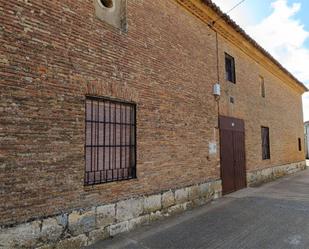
[202,0,308,92]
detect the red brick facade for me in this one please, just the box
[0,0,306,230]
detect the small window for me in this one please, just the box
[99,0,114,8]
[230,96,235,104]
[225,53,236,83]
[85,97,136,185]
[261,126,270,160]
[260,76,265,98]
[298,138,302,151]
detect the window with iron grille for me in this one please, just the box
[85,97,136,185]
[261,126,270,160]
[225,53,236,83]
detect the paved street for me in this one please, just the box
[88,164,309,249]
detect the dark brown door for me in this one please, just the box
[219,116,246,195]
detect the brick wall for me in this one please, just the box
[218,36,305,171]
[0,0,220,226]
[0,0,305,228]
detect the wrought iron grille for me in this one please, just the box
[85,97,136,185]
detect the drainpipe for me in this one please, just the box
[215,31,220,116]
[208,21,221,176]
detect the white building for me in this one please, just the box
[305,122,309,159]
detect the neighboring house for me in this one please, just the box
[0,0,308,248]
[305,121,309,159]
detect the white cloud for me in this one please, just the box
[213,0,309,121]
[246,1,309,82]
[212,0,256,27]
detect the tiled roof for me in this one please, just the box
[202,0,308,92]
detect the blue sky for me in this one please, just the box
[248,0,309,30]
[212,0,309,122]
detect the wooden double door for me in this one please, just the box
[219,116,246,195]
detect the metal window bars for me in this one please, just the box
[85,96,136,185]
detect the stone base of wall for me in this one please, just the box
[0,180,222,249]
[247,161,306,187]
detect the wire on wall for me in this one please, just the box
[207,0,248,121]
[211,0,247,26]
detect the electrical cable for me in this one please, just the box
[208,0,247,129]
[211,0,247,25]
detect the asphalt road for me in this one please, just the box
[88,164,309,249]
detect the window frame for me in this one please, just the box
[261,126,271,160]
[84,96,137,186]
[225,53,236,83]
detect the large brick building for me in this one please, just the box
[0,0,307,248]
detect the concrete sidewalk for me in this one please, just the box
[87,168,309,249]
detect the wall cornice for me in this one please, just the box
[175,0,308,94]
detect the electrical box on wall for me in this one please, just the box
[94,0,127,31]
[213,83,221,96]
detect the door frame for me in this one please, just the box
[219,115,247,194]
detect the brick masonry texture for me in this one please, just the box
[0,179,222,249]
[218,35,306,173]
[0,0,306,246]
[0,0,220,227]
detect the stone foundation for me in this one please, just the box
[247,161,306,186]
[0,180,221,249]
